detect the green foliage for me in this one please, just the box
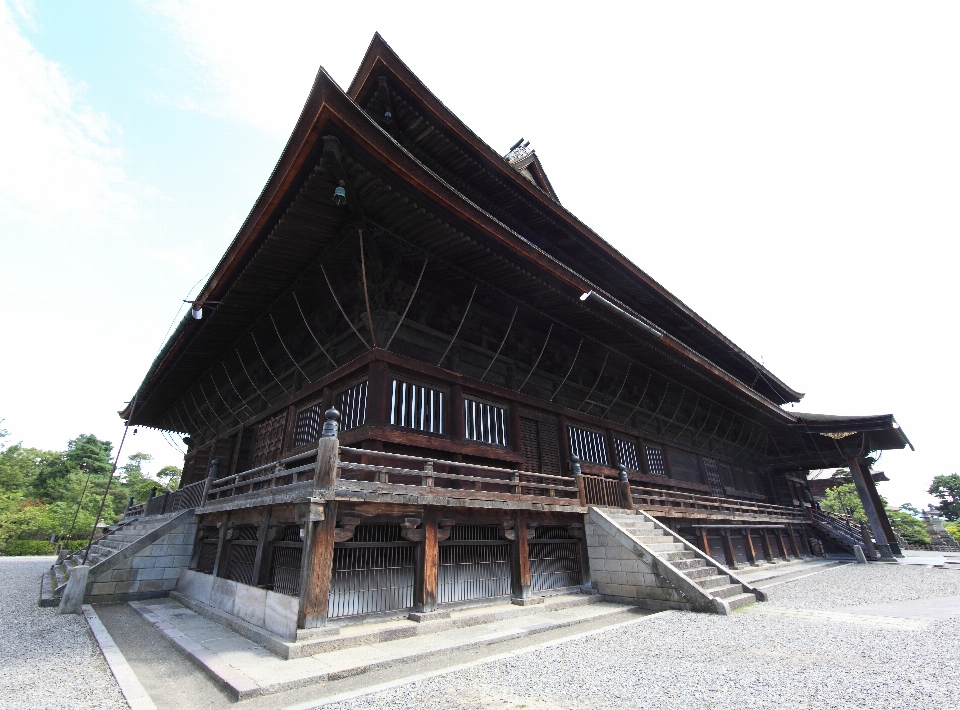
[0,539,56,556]
[821,483,867,523]
[886,508,931,545]
[928,474,960,521]
[943,521,960,542]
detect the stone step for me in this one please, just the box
[661,550,696,561]
[682,565,717,580]
[53,562,69,588]
[726,592,758,611]
[696,574,732,590]
[711,583,748,599]
[671,557,707,571]
[97,538,128,551]
[132,594,646,699]
[643,542,686,553]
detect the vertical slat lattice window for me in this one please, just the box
[567,425,608,466]
[702,458,725,497]
[615,439,641,471]
[644,446,668,477]
[390,379,444,434]
[194,527,219,575]
[718,462,735,489]
[463,398,506,446]
[337,380,368,432]
[293,403,323,448]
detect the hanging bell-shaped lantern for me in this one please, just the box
[332,180,347,206]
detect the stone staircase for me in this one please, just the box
[587,508,764,613]
[41,511,196,607]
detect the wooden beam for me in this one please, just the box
[759,529,774,562]
[251,507,272,587]
[414,507,439,612]
[722,529,738,569]
[743,529,757,565]
[513,510,531,599]
[698,528,711,557]
[297,500,337,629]
[450,384,465,441]
[212,515,230,578]
[367,362,390,426]
[775,530,790,560]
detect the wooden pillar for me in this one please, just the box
[606,429,620,470]
[227,427,244,478]
[722,528,738,569]
[744,528,758,565]
[847,457,893,558]
[854,457,901,557]
[800,526,813,556]
[557,415,572,474]
[512,510,531,599]
[212,515,231,577]
[414,507,439,613]
[250,507,272,586]
[367,362,390,426]
[617,466,635,510]
[314,436,339,490]
[281,405,298,453]
[775,529,790,560]
[509,401,522,453]
[788,526,802,558]
[759,529,775,563]
[450,384,465,441]
[297,500,337,629]
[698,527,711,557]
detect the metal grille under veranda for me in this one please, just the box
[529,526,582,592]
[269,525,304,596]
[439,525,511,603]
[225,526,259,584]
[196,540,218,574]
[329,525,416,618]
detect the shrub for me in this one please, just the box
[0,539,55,556]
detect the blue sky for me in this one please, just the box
[2,1,958,508]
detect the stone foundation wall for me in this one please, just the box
[585,517,695,611]
[85,512,197,603]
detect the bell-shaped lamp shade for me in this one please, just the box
[333,185,347,206]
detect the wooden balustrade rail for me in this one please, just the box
[206,448,318,501]
[630,483,807,520]
[578,474,622,508]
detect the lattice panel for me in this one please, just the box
[196,540,218,574]
[670,450,704,484]
[438,542,511,604]
[328,543,416,618]
[337,380,368,432]
[270,546,302,596]
[703,458,725,497]
[293,403,323,448]
[251,411,287,468]
[644,446,667,476]
[567,425,608,466]
[530,541,582,592]
[464,398,507,446]
[390,379,444,434]
[616,439,641,471]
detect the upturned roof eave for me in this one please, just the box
[346,33,803,405]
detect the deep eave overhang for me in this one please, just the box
[346,33,803,405]
[127,62,804,427]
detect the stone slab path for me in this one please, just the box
[129,596,641,699]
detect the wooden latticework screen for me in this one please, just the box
[518,415,561,477]
[269,525,303,596]
[225,526,259,584]
[251,412,286,468]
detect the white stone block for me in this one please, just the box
[210,577,237,615]
[264,590,298,641]
[233,582,267,629]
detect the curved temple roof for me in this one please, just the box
[123,34,910,468]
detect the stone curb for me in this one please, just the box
[82,605,158,710]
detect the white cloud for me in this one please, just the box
[0,1,142,236]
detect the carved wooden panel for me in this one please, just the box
[519,416,561,477]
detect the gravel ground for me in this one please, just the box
[0,557,126,710]
[322,564,960,710]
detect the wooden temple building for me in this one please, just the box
[88,35,912,633]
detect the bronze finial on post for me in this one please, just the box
[321,407,340,438]
[571,454,587,506]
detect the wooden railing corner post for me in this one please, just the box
[314,407,341,491]
[571,454,587,506]
[617,465,635,510]
[200,458,219,507]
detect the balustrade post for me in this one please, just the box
[617,465,635,510]
[200,458,219,507]
[421,460,434,488]
[571,454,587,506]
[297,500,337,629]
[314,408,340,491]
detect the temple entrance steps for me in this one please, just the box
[40,510,198,608]
[586,508,765,614]
[128,592,646,699]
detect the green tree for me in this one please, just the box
[31,434,113,503]
[886,509,930,545]
[821,483,866,523]
[928,474,960,521]
[944,521,960,542]
[156,465,181,491]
